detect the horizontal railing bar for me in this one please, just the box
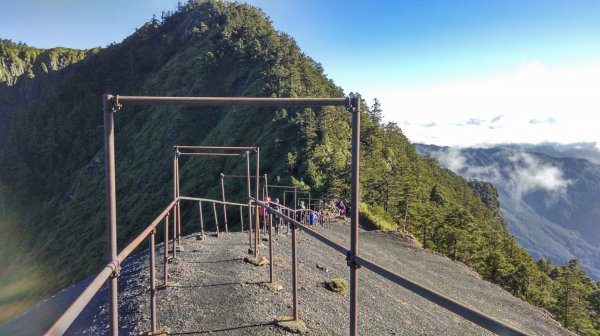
[252,198,348,255]
[44,265,115,336]
[175,145,256,150]
[265,185,296,189]
[256,196,528,335]
[353,256,529,336]
[179,196,248,207]
[222,175,260,178]
[45,200,178,336]
[115,96,348,107]
[178,152,241,157]
[117,199,178,263]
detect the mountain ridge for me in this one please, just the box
[1,1,598,333]
[416,143,600,280]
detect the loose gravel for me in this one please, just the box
[2,223,574,335]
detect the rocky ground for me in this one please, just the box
[1,222,574,335]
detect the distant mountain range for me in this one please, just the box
[416,143,600,280]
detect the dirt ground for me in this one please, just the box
[2,223,574,335]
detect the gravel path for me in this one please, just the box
[2,222,574,335]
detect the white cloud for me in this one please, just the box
[432,148,571,205]
[369,61,600,146]
[506,152,571,201]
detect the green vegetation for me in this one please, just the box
[0,1,598,333]
[0,39,86,86]
[359,202,397,231]
[325,278,349,296]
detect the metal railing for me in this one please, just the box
[45,199,178,335]
[44,95,530,336]
[251,198,529,336]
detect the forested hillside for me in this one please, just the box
[0,1,598,333]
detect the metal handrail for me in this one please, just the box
[179,196,249,207]
[251,197,529,336]
[44,200,178,336]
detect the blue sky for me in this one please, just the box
[1,0,599,147]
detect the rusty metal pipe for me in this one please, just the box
[291,225,299,320]
[246,151,253,250]
[221,176,228,233]
[172,206,177,260]
[353,256,529,336]
[213,201,219,236]
[253,198,348,255]
[349,97,361,336]
[239,205,244,232]
[45,200,176,336]
[175,145,257,150]
[254,148,260,257]
[164,214,169,285]
[199,201,204,237]
[269,213,274,284]
[267,185,297,189]
[222,174,260,178]
[264,174,269,199]
[43,264,115,336]
[114,96,348,107]
[117,200,177,263]
[103,94,119,336]
[177,152,241,157]
[179,196,248,207]
[173,152,177,243]
[149,230,157,333]
[176,154,181,247]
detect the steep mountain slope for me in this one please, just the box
[0,1,598,333]
[416,144,600,280]
[0,40,89,136]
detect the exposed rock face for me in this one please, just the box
[0,41,88,137]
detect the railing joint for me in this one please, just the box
[109,261,121,278]
[108,95,122,113]
[346,251,361,269]
[346,95,359,113]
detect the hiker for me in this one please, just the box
[271,198,282,234]
[260,196,271,235]
[298,200,306,223]
[309,210,317,226]
[318,208,325,227]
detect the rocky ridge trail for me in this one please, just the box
[2,223,574,335]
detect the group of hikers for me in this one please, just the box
[257,196,351,235]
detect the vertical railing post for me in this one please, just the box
[103,94,119,336]
[269,212,274,284]
[199,201,205,239]
[291,222,299,320]
[263,174,269,237]
[246,151,253,251]
[176,153,182,247]
[348,96,361,336]
[163,214,169,284]
[172,206,177,261]
[221,174,228,233]
[173,149,177,242]
[149,229,157,333]
[254,148,260,257]
[213,201,219,236]
[239,205,244,233]
[260,186,264,236]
